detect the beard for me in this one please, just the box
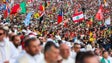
[14,44,20,48]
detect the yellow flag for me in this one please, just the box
[89,38,94,42]
[34,13,39,19]
[90,32,93,37]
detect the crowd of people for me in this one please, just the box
[0,0,112,63]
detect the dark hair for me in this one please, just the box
[76,51,96,63]
[11,35,19,41]
[102,50,108,55]
[24,37,38,47]
[74,43,80,47]
[44,41,58,54]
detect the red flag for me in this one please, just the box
[72,12,84,22]
[95,5,103,20]
[4,10,8,18]
[57,15,62,24]
[57,10,63,24]
[39,4,45,11]
[3,4,10,18]
[10,4,20,14]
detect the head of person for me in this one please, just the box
[11,35,21,48]
[0,27,6,41]
[60,43,70,59]
[73,43,81,53]
[102,50,109,59]
[94,48,101,56]
[109,50,112,57]
[44,41,60,63]
[24,37,41,56]
[76,51,100,63]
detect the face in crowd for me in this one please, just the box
[44,41,60,63]
[102,51,109,59]
[74,43,81,53]
[12,35,21,48]
[60,43,70,59]
[24,38,41,56]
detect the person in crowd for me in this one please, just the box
[15,37,43,63]
[76,51,100,63]
[71,43,81,59]
[100,50,111,63]
[108,50,112,63]
[60,43,74,63]
[0,27,18,63]
[11,35,22,53]
[94,48,102,59]
[41,41,60,63]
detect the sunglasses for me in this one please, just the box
[0,33,4,36]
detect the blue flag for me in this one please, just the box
[58,9,63,16]
[0,4,6,11]
[7,7,10,13]
[24,12,33,26]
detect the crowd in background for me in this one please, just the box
[0,0,112,63]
